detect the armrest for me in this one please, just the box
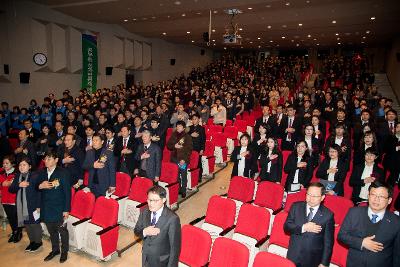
[272,207,284,215]
[136,202,147,208]
[219,225,236,236]
[255,235,270,248]
[220,193,228,197]
[166,181,179,188]
[96,224,119,235]
[189,215,206,225]
[246,199,254,204]
[116,195,128,201]
[72,217,91,226]
[188,167,200,172]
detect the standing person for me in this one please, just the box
[38,151,71,263]
[14,129,37,168]
[210,98,227,126]
[280,105,302,151]
[338,181,400,267]
[135,130,161,181]
[188,113,206,181]
[8,157,42,252]
[259,137,283,183]
[0,155,19,242]
[57,133,84,186]
[284,182,335,267]
[83,134,116,198]
[134,185,181,267]
[114,125,136,176]
[230,133,258,178]
[166,121,192,198]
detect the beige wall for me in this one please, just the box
[386,37,400,101]
[0,0,213,106]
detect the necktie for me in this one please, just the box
[288,118,293,140]
[371,214,378,224]
[151,212,157,226]
[264,117,267,123]
[87,138,91,145]
[123,138,127,148]
[389,123,394,134]
[307,207,314,222]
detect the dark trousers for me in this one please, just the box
[171,158,188,192]
[138,169,148,178]
[3,204,18,232]
[25,223,42,244]
[46,222,69,253]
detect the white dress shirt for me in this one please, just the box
[237,146,247,177]
[328,159,338,181]
[359,164,374,200]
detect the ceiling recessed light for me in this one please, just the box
[370,16,376,20]
[151,16,156,19]
[307,34,311,38]
[335,33,339,36]
[332,20,337,24]
[162,32,166,35]
[182,13,186,17]
[213,10,218,14]
[267,25,272,29]
[174,1,181,5]
[316,43,320,46]
[366,30,370,34]
[285,2,290,6]
[306,0,311,3]
[250,41,253,44]
[298,23,303,26]
[337,37,340,40]
[239,28,243,31]
[196,12,201,15]
[248,7,253,10]
[167,15,170,18]
[362,36,366,39]
[133,18,137,21]
[338,42,341,45]
[224,47,227,50]
[212,39,216,42]
[241,46,243,48]
[213,43,216,46]
[257,37,261,40]
[187,31,191,34]
[282,25,287,28]
[123,19,128,22]
[313,38,317,41]
[276,44,280,47]
[258,45,261,48]
[191,40,195,43]
[266,5,271,8]
[282,36,286,39]
[291,39,294,42]
[361,41,365,44]
[270,40,273,43]
[296,43,300,47]
[212,29,216,32]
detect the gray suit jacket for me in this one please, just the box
[134,207,181,267]
[134,142,161,179]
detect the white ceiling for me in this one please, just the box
[31,0,400,49]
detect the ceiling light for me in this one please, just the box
[270,40,273,43]
[133,18,137,21]
[248,7,253,10]
[196,12,201,15]
[151,16,156,19]
[212,29,216,32]
[213,10,218,14]
[281,36,286,39]
[239,28,243,31]
[296,44,300,47]
[291,39,294,42]
[123,19,128,22]
[285,2,290,6]
[316,43,320,46]
[282,25,287,28]
[162,32,167,35]
[366,30,370,34]
[362,36,366,39]
[337,42,341,45]
[276,44,280,47]
[258,45,261,48]
[370,16,376,20]
[191,40,195,43]
[361,41,365,44]
[267,25,272,29]
[306,0,311,3]
[167,16,170,19]
[187,31,191,34]
[298,23,303,26]
[266,5,271,8]
[213,44,216,46]
[241,46,243,48]
[250,41,253,44]
[332,20,336,24]
[212,39,216,42]
[335,33,339,36]
[142,17,147,20]
[257,37,261,40]
[313,38,317,41]
[182,13,186,17]
[337,37,340,40]
[307,34,311,38]
[224,47,227,50]
[174,1,181,5]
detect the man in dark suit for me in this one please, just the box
[114,125,136,176]
[57,133,84,186]
[38,150,71,263]
[254,106,277,137]
[134,185,181,267]
[23,118,40,143]
[135,130,161,181]
[15,129,37,168]
[338,181,400,267]
[83,133,116,198]
[284,182,335,267]
[280,105,302,151]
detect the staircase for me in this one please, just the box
[374,73,400,112]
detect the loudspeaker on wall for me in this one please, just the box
[201,49,205,55]
[4,64,9,75]
[19,72,30,84]
[106,67,113,75]
[170,59,176,65]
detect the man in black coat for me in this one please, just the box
[134,130,161,181]
[114,125,136,176]
[38,151,71,263]
[83,134,116,198]
[280,105,302,151]
[23,118,40,143]
[284,182,335,267]
[57,133,84,186]
[134,185,181,267]
[254,106,277,137]
[338,181,400,267]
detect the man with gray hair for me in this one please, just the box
[135,130,161,181]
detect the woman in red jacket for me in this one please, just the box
[0,155,19,242]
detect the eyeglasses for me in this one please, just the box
[369,193,389,201]
[306,193,322,198]
[147,198,162,203]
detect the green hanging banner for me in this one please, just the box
[81,34,98,93]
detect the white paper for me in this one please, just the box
[33,210,40,221]
[290,183,301,192]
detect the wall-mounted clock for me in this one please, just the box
[33,53,47,66]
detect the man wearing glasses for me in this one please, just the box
[284,182,335,267]
[338,181,400,267]
[134,185,181,267]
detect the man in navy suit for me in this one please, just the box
[135,130,161,181]
[338,181,400,267]
[284,182,335,267]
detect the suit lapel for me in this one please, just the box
[155,207,167,228]
[311,205,324,224]
[374,211,392,238]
